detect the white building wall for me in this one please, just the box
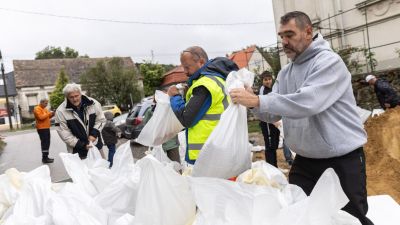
[272,0,400,73]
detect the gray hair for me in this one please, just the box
[181,46,209,62]
[280,11,312,30]
[63,83,82,96]
[40,98,49,103]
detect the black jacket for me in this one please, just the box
[374,79,400,109]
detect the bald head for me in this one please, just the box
[181,46,209,62]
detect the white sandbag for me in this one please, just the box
[134,156,196,225]
[136,91,184,146]
[189,176,285,225]
[59,153,98,196]
[355,106,372,124]
[236,161,288,188]
[110,141,136,178]
[274,168,360,225]
[1,166,52,224]
[190,168,360,225]
[367,195,400,225]
[113,213,135,225]
[49,182,108,225]
[94,175,140,224]
[192,68,253,178]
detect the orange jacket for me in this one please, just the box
[33,105,52,129]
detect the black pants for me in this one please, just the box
[289,148,374,225]
[37,129,50,158]
[260,122,280,167]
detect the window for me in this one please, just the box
[27,94,38,113]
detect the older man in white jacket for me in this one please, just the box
[230,11,373,225]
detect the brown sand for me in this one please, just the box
[364,107,400,203]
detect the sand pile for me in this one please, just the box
[364,107,400,203]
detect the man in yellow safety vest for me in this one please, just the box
[167,46,238,164]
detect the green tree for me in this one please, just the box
[256,46,281,77]
[80,58,141,109]
[35,46,82,59]
[334,46,377,74]
[140,61,166,96]
[50,69,69,109]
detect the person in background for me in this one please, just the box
[33,98,54,163]
[167,46,238,165]
[55,83,106,159]
[230,11,373,225]
[258,71,280,167]
[365,74,400,110]
[102,111,121,167]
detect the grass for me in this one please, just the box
[8,124,35,132]
[248,120,261,133]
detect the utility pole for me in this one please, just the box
[0,50,13,130]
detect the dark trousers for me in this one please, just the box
[289,147,374,225]
[260,122,280,167]
[37,129,50,158]
[107,144,116,167]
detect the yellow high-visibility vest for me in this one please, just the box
[186,75,229,161]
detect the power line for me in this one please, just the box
[0,7,274,26]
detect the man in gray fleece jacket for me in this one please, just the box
[230,11,373,225]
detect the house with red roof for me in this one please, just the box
[228,45,271,74]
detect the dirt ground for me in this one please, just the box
[364,107,400,203]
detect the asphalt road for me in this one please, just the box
[0,128,148,182]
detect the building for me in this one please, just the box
[13,57,142,118]
[160,66,188,90]
[228,45,271,74]
[0,71,18,128]
[272,0,400,74]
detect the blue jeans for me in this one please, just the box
[107,144,116,167]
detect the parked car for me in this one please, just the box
[123,98,154,139]
[102,105,122,117]
[112,112,128,138]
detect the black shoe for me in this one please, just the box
[42,157,54,163]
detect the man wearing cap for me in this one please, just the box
[366,74,400,110]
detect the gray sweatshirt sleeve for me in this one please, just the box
[258,53,350,119]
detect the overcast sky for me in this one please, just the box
[0,0,277,72]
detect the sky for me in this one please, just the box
[0,0,278,73]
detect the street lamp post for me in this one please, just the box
[0,50,13,130]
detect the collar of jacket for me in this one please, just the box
[66,95,94,110]
[187,59,214,87]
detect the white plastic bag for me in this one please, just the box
[355,106,371,124]
[137,90,184,146]
[134,156,196,225]
[192,68,254,178]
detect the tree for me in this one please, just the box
[80,58,141,110]
[35,46,82,59]
[50,69,69,109]
[140,61,166,96]
[334,46,377,74]
[395,48,400,59]
[256,46,281,77]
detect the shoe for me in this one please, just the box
[42,157,54,163]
